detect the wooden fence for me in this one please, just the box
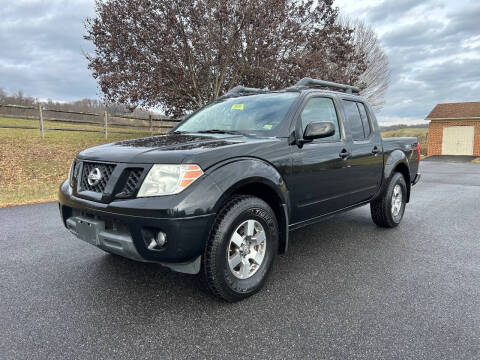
[0,103,180,139]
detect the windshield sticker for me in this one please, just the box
[263,124,273,130]
[231,104,244,110]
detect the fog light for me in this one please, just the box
[148,231,167,250]
[156,231,167,247]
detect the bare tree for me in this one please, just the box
[0,88,6,103]
[339,16,390,112]
[85,0,368,116]
[0,89,35,106]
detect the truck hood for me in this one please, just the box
[77,133,280,169]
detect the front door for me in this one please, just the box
[289,96,352,223]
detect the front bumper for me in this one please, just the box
[59,181,216,274]
[66,214,142,260]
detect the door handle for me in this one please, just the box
[372,146,381,155]
[339,148,351,159]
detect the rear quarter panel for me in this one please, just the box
[382,136,420,181]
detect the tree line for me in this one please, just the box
[0,88,154,119]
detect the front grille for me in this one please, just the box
[80,162,115,193]
[117,168,144,197]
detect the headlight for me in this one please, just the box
[137,164,203,197]
[68,160,76,186]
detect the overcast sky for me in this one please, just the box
[1,0,479,124]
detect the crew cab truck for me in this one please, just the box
[58,78,421,302]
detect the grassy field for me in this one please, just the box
[0,118,429,207]
[0,117,164,207]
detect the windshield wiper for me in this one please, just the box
[196,129,245,135]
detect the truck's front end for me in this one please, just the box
[59,157,220,274]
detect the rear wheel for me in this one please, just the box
[203,195,278,302]
[370,172,407,228]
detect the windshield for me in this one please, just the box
[174,92,298,135]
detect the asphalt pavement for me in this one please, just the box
[1,160,479,359]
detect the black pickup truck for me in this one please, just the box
[59,78,421,302]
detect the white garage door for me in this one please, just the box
[442,126,475,155]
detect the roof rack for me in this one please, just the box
[295,77,360,94]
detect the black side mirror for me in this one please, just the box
[303,121,335,141]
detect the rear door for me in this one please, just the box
[341,100,383,205]
[289,95,353,223]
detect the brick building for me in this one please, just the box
[425,102,480,156]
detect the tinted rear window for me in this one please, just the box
[342,100,364,141]
[357,103,371,138]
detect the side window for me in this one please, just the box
[300,97,340,141]
[342,100,365,141]
[357,102,371,138]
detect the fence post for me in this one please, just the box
[38,103,44,138]
[104,111,108,139]
[149,114,153,136]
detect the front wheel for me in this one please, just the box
[370,172,407,228]
[203,195,279,302]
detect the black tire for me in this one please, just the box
[370,172,407,228]
[203,195,279,302]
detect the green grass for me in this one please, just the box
[382,127,428,155]
[0,117,166,207]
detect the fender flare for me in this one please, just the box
[206,158,290,253]
[375,150,412,202]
